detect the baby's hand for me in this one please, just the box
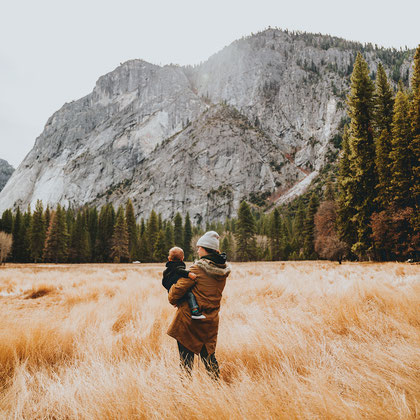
[188,272,197,280]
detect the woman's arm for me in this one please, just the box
[168,276,196,305]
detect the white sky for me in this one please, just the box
[1,0,419,168]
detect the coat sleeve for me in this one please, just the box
[168,276,196,305]
[175,267,190,278]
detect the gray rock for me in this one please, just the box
[0,159,14,193]
[0,29,414,220]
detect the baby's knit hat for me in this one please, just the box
[197,231,220,251]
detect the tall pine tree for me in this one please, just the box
[302,193,319,259]
[153,230,167,262]
[410,45,420,209]
[69,211,91,263]
[147,210,159,261]
[1,209,13,234]
[346,53,376,259]
[43,204,69,263]
[173,213,183,247]
[389,88,413,208]
[270,208,282,260]
[337,125,357,249]
[87,207,98,262]
[29,200,46,263]
[183,212,193,261]
[235,201,257,261]
[12,207,26,262]
[96,203,115,262]
[164,222,174,254]
[110,206,129,263]
[125,199,139,261]
[373,63,394,210]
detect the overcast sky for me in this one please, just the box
[1,0,419,168]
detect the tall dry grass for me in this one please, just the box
[0,262,419,419]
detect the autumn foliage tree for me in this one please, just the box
[0,232,12,264]
[314,201,348,263]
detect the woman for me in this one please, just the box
[167,231,231,378]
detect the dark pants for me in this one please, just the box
[177,341,220,379]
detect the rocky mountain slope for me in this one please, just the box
[0,159,14,193]
[0,28,414,221]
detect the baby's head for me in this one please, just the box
[168,247,184,262]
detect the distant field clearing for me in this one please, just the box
[0,262,419,419]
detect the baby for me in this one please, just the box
[162,247,206,319]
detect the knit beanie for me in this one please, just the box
[197,231,220,251]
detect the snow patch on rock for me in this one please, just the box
[276,171,319,205]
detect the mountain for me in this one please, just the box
[0,159,14,193]
[0,28,414,221]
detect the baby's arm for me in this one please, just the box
[175,267,197,280]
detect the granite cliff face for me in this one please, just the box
[0,159,14,193]
[0,28,413,221]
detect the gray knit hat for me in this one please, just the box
[197,231,220,251]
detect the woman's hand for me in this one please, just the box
[188,272,197,280]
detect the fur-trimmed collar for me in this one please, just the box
[194,258,231,280]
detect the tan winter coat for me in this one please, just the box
[167,257,231,354]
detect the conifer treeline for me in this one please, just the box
[0,200,203,263]
[336,48,420,261]
[0,196,332,263]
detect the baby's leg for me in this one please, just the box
[186,290,199,311]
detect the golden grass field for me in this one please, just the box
[0,261,419,419]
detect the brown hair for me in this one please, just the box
[169,247,184,261]
[202,247,219,255]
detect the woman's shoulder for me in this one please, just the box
[188,263,202,274]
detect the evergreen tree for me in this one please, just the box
[69,211,91,263]
[337,125,357,248]
[44,205,51,231]
[21,206,32,262]
[324,181,335,201]
[110,206,129,263]
[183,212,193,260]
[12,207,26,262]
[125,199,139,261]
[1,209,13,234]
[29,200,46,263]
[96,203,115,262]
[389,88,412,208]
[147,210,159,261]
[373,63,395,134]
[153,230,167,262]
[43,204,69,263]
[373,63,394,209]
[138,230,149,262]
[346,53,376,259]
[66,206,75,235]
[270,208,282,260]
[302,193,319,259]
[293,201,306,253]
[410,45,420,209]
[164,222,174,254]
[87,207,98,262]
[173,212,183,247]
[282,220,292,260]
[235,201,257,261]
[221,234,233,259]
[140,218,146,236]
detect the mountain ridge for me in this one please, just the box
[0,28,414,221]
